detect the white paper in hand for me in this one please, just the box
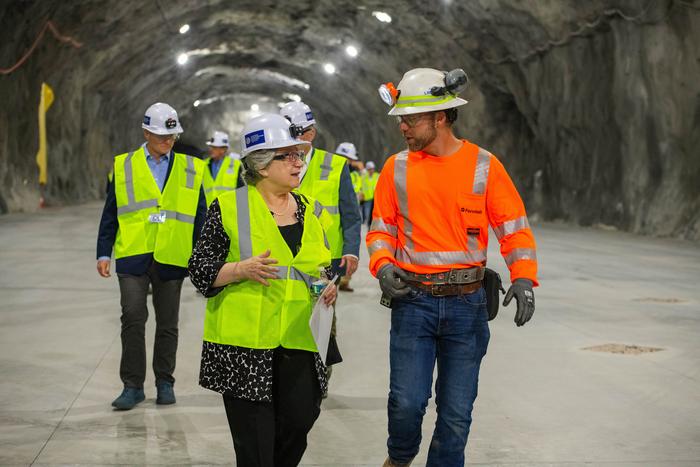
[308,276,337,363]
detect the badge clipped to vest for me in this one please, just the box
[148,211,167,224]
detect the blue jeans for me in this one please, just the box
[387,287,490,466]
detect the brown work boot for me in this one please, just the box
[383,457,412,467]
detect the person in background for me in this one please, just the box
[335,141,362,292]
[97,102,207,410]
[279,101,362,388]
[202,130,245,206]
[188,113,336,467]
[361,160,379,228]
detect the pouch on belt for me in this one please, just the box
[484,268,506,321]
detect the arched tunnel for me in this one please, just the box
[1,1,700,466]
[2,0,698,237]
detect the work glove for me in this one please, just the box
[378,264,410,299]
[503,278,535,327]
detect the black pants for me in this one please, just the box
[223,348,322,467]
[117,262,183,388]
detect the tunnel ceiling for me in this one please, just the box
[1,0,699,240]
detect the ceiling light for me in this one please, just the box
[193,99,200,107]
[177,53,188,65]
[372,11,392,23]
[345,45,359,58]
[283,93,301,102]
[250,103,260,111]
[179,24,190,34]
[323,63,336,74]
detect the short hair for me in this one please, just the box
[444,107,458,126]
[241,150,276,185]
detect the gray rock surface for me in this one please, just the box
[1,0,698,238]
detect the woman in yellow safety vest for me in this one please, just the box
[188,113,336,467]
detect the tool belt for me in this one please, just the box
[403,267,485,285]
[410,280,483,297]
[404,267,485,296]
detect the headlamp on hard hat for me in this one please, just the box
[289,123,305,138]
[429,69,469,97]
[378,82,399,107]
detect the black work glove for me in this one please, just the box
[503,278,535,327]
[378,264,410,299]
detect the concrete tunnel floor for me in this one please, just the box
[0,202,699,467]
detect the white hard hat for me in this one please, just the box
[206,131,230,147]
[366,161,376,170]
[240,113,311,157]
[335,142,358,160]
[279,101,316,129]
[382,68,469,116]
[142,102,184,135]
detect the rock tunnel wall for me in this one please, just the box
[0,0,698,240]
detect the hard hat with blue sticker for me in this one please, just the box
[245,129,266,148]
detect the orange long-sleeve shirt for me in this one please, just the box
[366,140,538,285]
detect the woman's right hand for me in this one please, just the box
[235,250,279,286]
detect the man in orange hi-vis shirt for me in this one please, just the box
[369,68,538,467]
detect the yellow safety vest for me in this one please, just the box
[203,186,332,351]
[350,170,362,194]
[362,171,380,201]
[298,148,346,259]
[113,148,204,267]
[203,156,241,206]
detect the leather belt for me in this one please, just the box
[410,281,483,297]
[403,267,485,285]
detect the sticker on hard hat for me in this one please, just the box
[143,116,151,125]
[222,138,228,144]
[305,111,314,121]
[165,118,177,129]
[245,129,265,148]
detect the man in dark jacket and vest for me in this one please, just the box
[97,102,207,410]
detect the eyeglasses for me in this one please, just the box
[272,150,305,163]
[149,132,179,142]
[396,113,434,128]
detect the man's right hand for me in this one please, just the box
[97,260,111,278]
[378,264,410,298]
[237,250,279,286]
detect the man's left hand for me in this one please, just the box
[340,255,359,276]
[503,279,535,327]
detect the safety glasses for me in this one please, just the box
[395,112,434,128]
[149,132,179,142]
[272,150,305,163]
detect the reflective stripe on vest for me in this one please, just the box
[392,150,488,267]
[203,157,241,206]
[298,148,345,259]
[504,248,537,266]
[370,218,398,236]
[203,186,331,351]
[472,147,491,195]
[493,216,530,241]
[113,148,203,267]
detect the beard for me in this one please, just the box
[406,125,437,152]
